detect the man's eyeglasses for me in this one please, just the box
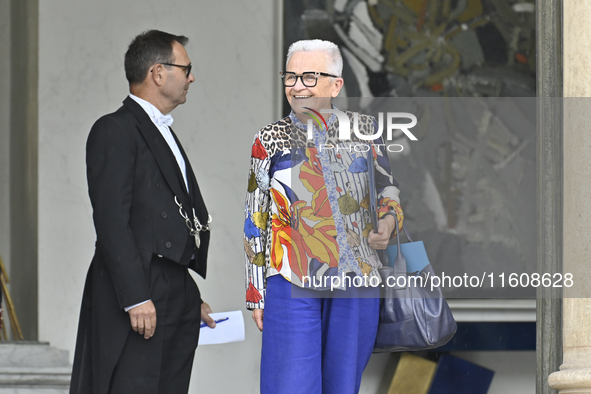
[280,71,338,87]
[161,63,192,78]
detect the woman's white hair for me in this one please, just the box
[286,39,343,77]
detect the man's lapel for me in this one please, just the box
[170,129,209,222]
[123,97,190,203]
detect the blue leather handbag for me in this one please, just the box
[367,150,457,353]
[373,218,457,352]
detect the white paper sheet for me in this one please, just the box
[198,310,245,345]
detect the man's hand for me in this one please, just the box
[252,308,264,332]
[128,300,157,339]
[368,214,396,250]
[201,302,216,328]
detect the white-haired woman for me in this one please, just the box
[244,39,403,394]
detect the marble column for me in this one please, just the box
[9,0,38,341]
[547,0,591,392]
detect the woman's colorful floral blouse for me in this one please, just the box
[244,110,403,309]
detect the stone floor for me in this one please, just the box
[0,342,70,393]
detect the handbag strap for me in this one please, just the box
[391,210,407,283]
[402,223,413,243]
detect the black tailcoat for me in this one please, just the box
[70,97,210,394]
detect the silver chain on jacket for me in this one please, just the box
[174,196,212,249]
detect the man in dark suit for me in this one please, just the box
[70,30,215,394]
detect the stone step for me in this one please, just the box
[0,390,68,393]
[0,342,71,392]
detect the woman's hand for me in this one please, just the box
[252,308,264,331]
[368,214,396,249]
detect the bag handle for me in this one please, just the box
[402,223,413,243]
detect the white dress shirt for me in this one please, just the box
[129,94,189,192]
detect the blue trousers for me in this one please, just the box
[261,275,380,394]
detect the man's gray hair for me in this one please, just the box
[286,39,343,77]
